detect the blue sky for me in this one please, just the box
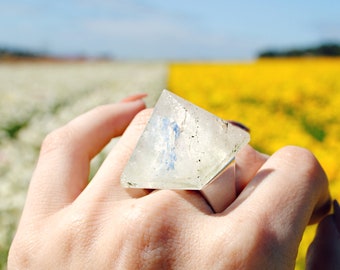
[1,0,340,60]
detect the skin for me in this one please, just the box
[8,95,332,269]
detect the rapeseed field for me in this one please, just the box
[168,58,340,269]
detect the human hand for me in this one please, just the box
[8,98,330,269]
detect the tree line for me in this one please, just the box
[0,47,112,61]
[0,47,49,60]
[258,42,340,58]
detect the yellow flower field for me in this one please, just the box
[168,58,340,269]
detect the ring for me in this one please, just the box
[121,90,250,213]
[200,159,236,212]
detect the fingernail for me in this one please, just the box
[228,120,250,133]
[120,93,148,103]
[333,200,340,233]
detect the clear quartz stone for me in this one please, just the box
[121,89,250,190]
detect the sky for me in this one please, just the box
[1,0,340,60]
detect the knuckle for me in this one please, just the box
[276,145,317,165]
[117,108,154,158]
[131,108,153,130]
[40,125,76,156]
[214,216,292,268]
[124,199,175,238]
[276,145,327,183]
[45,210,95,265]
[120,198,177,265]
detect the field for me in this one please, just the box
[1,59,339,269]
[168,58,340,269]
[0,61,167,269]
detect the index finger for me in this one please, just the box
[24,100,145,218]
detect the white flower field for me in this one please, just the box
[0,61,167,268]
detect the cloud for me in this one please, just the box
[78,3,257,60]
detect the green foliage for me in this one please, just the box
[2,119,29,139]
[258,42,340,58]
[300,117,326,142]
[0,47,41,59]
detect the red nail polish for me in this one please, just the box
[120,93,148,103]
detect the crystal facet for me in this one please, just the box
[121,89,250,190]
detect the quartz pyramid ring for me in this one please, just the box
[121,90,250,213]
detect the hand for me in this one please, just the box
[8,97,331,269]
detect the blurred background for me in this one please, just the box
[1,0,340,60]
[1,1,340,269]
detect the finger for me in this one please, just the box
[235,145,268,195]
[87,108,153,201]
[306,201,340,269]
[25,100,146,216]
[120,93,148,103]
[226,146,331,247]
[201,161,236,213]
[200,145,268,213]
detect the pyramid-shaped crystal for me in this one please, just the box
[121,90,250,190]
